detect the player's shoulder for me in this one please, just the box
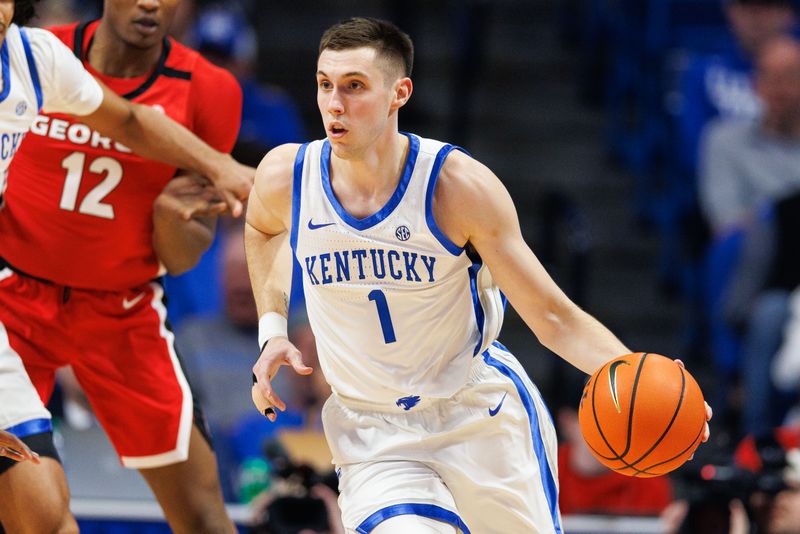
[254,143,304,195]
[437,144,496,199]
[166,38,240,93]
[41,22,81,45]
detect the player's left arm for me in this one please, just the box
[152,173,223,275]
[435,152,630,374]
[151,59,244,273]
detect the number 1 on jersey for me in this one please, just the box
[368,289,396,344]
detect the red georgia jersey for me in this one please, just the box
[0,21,242,290]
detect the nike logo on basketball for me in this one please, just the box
[308,219,335,230]
[608,360,630,413]
[122,293,146,310]
[488,393,508,417]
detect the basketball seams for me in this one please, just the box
[589,359,623,460]
[588,353,650,462]
[635,421,705,475]
[626,364,686,467]
[621,353,649,459]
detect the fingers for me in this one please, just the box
[674,359,685,369]
[251,382,279,422]
[705,401,713,421]
[221,190,243,218]
[288,351,314,376]
[0,435,40,464]
[252,369,288,415]
[186,201,228,219]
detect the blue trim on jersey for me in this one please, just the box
[483,346,562,533]
[500,290,508,311]
[468,260,485,355]
[289,144,309,308]
[356,503,471,534]
[0,41,10,103]
[5,418,52,438]
[19,28,42,111]
[425,144,467,256]
[320,132,419,231]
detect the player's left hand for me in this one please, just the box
[675,359,713,445]
[207,155,255,218]
[0,429,40,464]
[157,174,228,220]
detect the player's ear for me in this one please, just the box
[391,77,413,111]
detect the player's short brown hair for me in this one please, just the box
[319,17,414,78]
[14,0,39,26]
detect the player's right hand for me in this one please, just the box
[252,337,313,422]
[208,155,255,218]
[0,429,40,464]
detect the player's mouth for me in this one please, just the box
[328,123,348,139]
[132,17,159,36]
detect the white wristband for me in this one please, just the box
[258,312,288,350]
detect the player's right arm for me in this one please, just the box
[28,27,252,216]
[245,144,312,421]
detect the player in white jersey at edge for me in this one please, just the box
[246,17,710,534]
[0,1,254,532]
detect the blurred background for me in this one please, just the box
[29,0,800,532]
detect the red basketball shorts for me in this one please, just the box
[0,266,194,468]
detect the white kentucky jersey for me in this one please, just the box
[0,24,102,198]
[292,133,506,404]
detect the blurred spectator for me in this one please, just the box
[664,428,800,533]
[723,191,800,437]
[193,4,305,150]
[699,35,800,235]
[176,227,296,434]
[699,36,800,439]
[678,0,796,178]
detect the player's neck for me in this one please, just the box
[87,21,163,78]
[330,131,409,195]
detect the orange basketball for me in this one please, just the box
[578,353,706,477]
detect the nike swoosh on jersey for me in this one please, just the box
[308,219,336,230]
[488,392,508,417]
[122,292,146,310]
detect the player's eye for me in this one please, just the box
[319,80,332,90]
[349,81,364,90]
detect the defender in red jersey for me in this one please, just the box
[0,1,242,532]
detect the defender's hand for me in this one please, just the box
[252,337,313,422]
[208,155,255,218]
[0,429,40,464]
[156,174,227,220]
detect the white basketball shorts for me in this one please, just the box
[322,342,563,533]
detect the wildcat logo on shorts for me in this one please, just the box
[396,395,421,411]
[395,225,411,241]
[15,101,26,116]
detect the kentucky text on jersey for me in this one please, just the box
[303,248,436,285]
[29,115,132,153]
[0,132,26,161]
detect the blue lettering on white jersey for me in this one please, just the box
[291,133,505,404]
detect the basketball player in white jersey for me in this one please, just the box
[247,17,710,534]
[0,1,253,531]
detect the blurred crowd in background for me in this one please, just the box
[25,0,800,532]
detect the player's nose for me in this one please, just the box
[325,89,345,115]
[137,0,160,12]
